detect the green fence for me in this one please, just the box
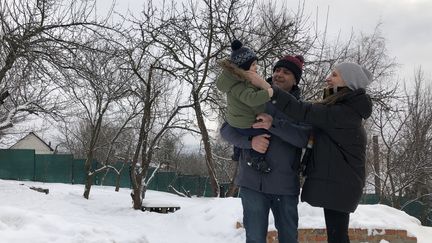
[0,149,35,180]
[360,193,432,226]
[0,149,216,197]
[96,161,131,188]
[146,171,215,197]
[35,154,74,183]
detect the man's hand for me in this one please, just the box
[251,134,271,153]
[252,113,273,130]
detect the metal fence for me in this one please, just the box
[0,149,217,197]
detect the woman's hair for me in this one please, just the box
[315,87,352,105]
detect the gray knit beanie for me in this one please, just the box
[335,62,373,90]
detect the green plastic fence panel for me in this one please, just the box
[0,149,35,181]
[171,175,187,194]
[174,175,201,196]
[72,159,86,184]
[174,175,221,197]
[201,177,213,197]
[359,193,392,205]
[98,162,131,188]
[427,211,432,226]
[402,200,424,217]
[35,154,74,183]
[401,199,429,226]
[157,171,176,192]
[71,159,100,185]
[359,194,379,204]
[146,173,215,197]
[359,194,431,226]
[125,166,160,190]
[146,167,158,190]
[196,177,207,196]
[118,164,132,188]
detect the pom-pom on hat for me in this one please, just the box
[273,55,304,84]
[230,40,257,70]
[335,62,373,90]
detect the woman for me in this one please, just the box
[248,62,373,243]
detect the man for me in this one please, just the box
[220,55,309,243]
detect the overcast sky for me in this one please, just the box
[301,0,432,83]
[111,0,432,84]
[105,0,432,148]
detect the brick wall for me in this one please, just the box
[236,222,417,243]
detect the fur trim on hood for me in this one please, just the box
[218,59,249,82]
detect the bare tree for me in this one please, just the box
[116,6,194,208]
[399,71,432,217]
[211,134,239,197]
[369,69,432,216]
[152,131,185,172]
[0,0,111,134]
[0,59,63,131]
[368,88,406,206]
[56,38,131,199]
[145,0,229,196]
[145,0,320,197]
[127,61,189,209]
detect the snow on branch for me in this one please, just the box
[145,162,162,186]
[168,185,191,198]
[0,102,31,130]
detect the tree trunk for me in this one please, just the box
[115,173,121,192]
[0,45,19,84]
[372,135,381,199]
[193,95,219,197]
[82,114,104,199]
[225,161,239,197]
[129,84,150,208]
[130,122,145,209]
[83,150,95,199]
[130,167,143,210]
[388,162,399,208]
[132,186,142,210]
[83,173,94,199]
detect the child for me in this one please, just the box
[216,40,273,173]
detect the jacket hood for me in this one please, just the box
[216,59,250,93]
[219,59,249,80]
[341,89,373,119]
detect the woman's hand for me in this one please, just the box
[252,113,273,130]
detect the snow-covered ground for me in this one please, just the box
[0,179,431,243]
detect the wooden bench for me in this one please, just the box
[141,199,180,214]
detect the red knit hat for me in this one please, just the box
[273,55,304,83]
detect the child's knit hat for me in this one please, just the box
[230,40,257,70]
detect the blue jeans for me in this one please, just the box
[239,187,299,243]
